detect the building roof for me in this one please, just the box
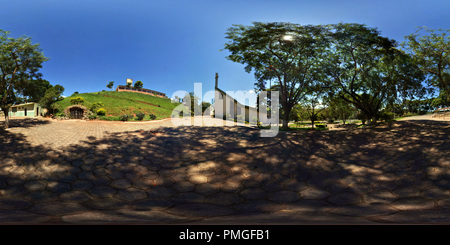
[10,102,39,107]
[116,85,166,97]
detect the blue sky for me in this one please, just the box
[1,0,449,105]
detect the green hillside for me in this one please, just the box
[54,91,180,121]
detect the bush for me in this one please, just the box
[96,108,107,116]
[90,102,104,112]
[70,97,85,105]
[119,114,131,121]
[136,112,145,121]
[380,111,394,121]
[149,114,157,120]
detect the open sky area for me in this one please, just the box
[1,0,449,106]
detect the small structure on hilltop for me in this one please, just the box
[115,78,166,98]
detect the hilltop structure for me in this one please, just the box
[116,78,166,98]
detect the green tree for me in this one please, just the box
[325,23,426,125]
[184,92,201,116]
[201,101,212,115]
[134,80,143,89]
[19,78,52,103]
[431,90,449,109]
[39,84,65,115]
[403,27,450,100]
[224,22,329,129]
[302,92,323,129]
[326,96,355,125]
[107,81,114,90]
[0,30,49,128]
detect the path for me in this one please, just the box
[0,117,449,224]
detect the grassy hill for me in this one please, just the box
[54,91,180,121]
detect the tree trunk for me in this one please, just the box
[3,111,9,129]
[281,104,292,130]
[368,116,377,125]
[282,111,290,130]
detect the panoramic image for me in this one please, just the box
[0,0,449,238]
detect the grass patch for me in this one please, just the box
[54,91,180,120]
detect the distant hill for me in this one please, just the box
[54,91,180,121]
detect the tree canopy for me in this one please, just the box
[134,80,144,89]
[0,30,49,128]
[39,84,65,113]
[107,81,114,90]
[224,22,329,129]
[403,27,450,101]
[325,23,426,124]
[224,22,430,127]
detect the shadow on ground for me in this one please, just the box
[0,120,449,224]
[0,118,51,129]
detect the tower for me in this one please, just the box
[126,78,133,86]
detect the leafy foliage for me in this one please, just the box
[119,114,131,121]
[107,81,114,90]
[224,22,329,129]
[90,102,104,112]
[70,97,85,105]
[0,29,48,128]
[39,84,65,112]
[136,112,145,121]
[403,27,450,100]
[134,80,143,89]
[325,23,426,125]
[96,108,107,116]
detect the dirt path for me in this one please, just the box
[399,114,450,121]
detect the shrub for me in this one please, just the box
[70,97,85,105]
[315,124,327,129]
[380,111,394,122]
[96,108,107,116]
[55,112,66,117]
[149,114,157,120]
[119,114,130,121]
[120,114,134,121]
[136,112,145,121]
[90,102,104,111]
